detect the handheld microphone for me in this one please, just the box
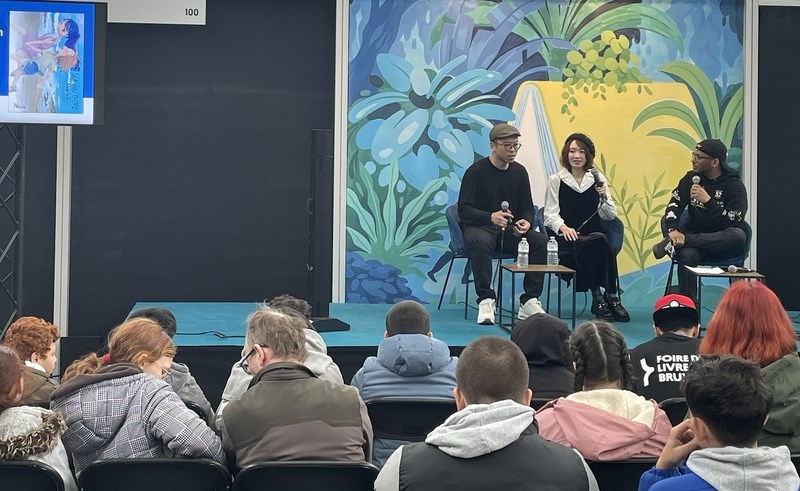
[728,265,754,274]
[500,201,512,230]
[690,175,701,206]
[590,168,606,202]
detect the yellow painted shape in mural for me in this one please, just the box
[511,81,701,275]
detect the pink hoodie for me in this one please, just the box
[535,389,671,461]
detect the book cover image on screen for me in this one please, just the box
[0,0,106,125]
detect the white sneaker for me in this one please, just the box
[518,298,545,320]
[477,298,495,325]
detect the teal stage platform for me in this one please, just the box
[123,300,799,410]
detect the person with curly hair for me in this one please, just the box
[536,321,671,461]
[0,345,76,490]
[3,316,60,406]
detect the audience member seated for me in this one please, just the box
[511,313,574,400]
[350,300,457,466]
[537,321,671,461]
[631,295,700,402]
[374,336,599,490]
[50,318,224,474]
[215,294,343,428]
[638,355,800,491]
[3,316,60,406]
[127,307,214,423]
[698,281,800,452]
[220,305,372,467]
[0,345,77,491]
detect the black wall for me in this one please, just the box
[17,0,337,335]
[757,6,800,310]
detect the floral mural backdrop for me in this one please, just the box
[345,0,744,307]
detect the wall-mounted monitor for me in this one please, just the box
[0,1,105,124]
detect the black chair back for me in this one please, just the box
[587,458,657,491]
[530,397,555,411]
[659,397,689,425]
[77,458,231,491]
[184,400,210,424]
[365,398,456,441]
[233,461,379,491]
[0,460,65,491]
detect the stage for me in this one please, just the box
[129,299,676,409]
[60,299,800,411]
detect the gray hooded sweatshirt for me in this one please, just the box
[374,400,599,490]
[687,446,799,490]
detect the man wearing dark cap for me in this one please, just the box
[652,139,748,300]
[630,294,700,402]
[457,123,548,325]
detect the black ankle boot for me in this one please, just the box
[591,298,613,320]
[605,293,630,322]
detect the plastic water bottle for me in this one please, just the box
[516,238,529,268]
[547,237,559,266]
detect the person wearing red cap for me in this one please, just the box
[630,294,700,402]
[652,139,748,301]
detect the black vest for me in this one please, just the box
[559,181,602,234]
[398,424,591,490]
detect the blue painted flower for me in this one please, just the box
[348,53,515,188]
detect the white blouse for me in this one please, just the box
[543,168,617,234]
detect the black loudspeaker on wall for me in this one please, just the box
[308,129,349,332]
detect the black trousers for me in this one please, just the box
[557,231,619,294]
[674,227,747,300]
[463,225,547,304]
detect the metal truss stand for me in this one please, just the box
[0,124,23,337]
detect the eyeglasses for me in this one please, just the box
[691,153,713,162]
[160,365,172,380]
[494,142,522,151]
[237,346,260,375]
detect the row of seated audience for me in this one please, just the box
[0,287,797,490]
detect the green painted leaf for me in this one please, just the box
[659,61,719,134]
[719,85,744,145]
[573,5,684,54]
[346,227,372,254]
[631,99,705,139]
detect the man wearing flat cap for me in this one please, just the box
[457,123,548,325]
[652,139,748,300]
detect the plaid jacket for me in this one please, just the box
[51,363,224,474]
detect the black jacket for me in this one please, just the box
[663,170,747,233]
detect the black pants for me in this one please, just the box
[463,225,547,304]
[557,231,619,294]
[674,227,747,300]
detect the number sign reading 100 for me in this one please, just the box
[63,0,206,25]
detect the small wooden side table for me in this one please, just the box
[498,264,577,332]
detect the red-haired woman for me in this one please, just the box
[50,318,224,474]
[0,345,77,490]
[699,281,799,451]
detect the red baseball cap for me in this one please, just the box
[652,294,699,324]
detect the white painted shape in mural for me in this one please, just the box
[510,84,560,217]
